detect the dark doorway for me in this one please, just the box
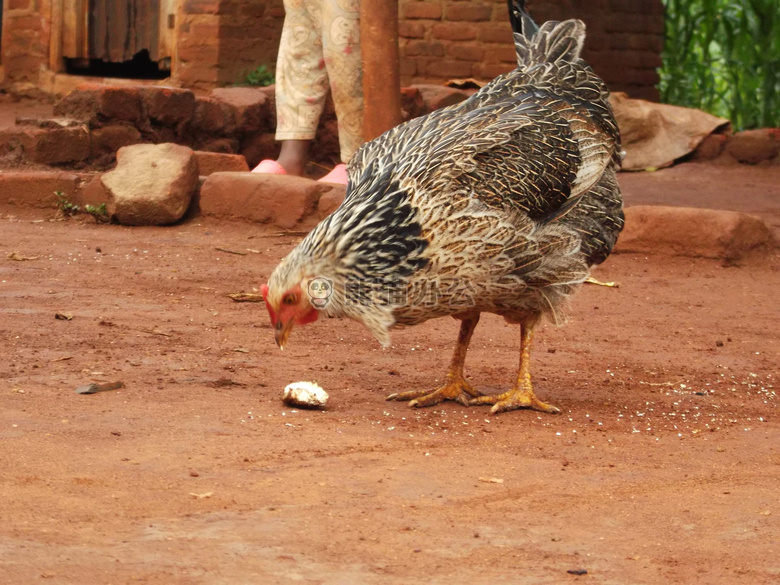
[65,49,170,79]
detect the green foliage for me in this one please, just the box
[55,191,109,223]
[55,191,80,216]
[84,203,109,223]
[241,65,275,87]
[660,0,780,130]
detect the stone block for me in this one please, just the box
[29,126,91,165]
[102,143,199,225]
[316,187,346,219]
[198,172,331,229]
[616,205,774,261]
[0,170,82,208]
[53,83,143,125]
[691,134,728,161]
[725,130,780,164]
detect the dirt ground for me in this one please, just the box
[1,147,779,583]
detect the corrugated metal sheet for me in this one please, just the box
[88,0,161,62]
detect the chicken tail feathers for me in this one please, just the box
[507,0,538,40]
[511,6,586,68]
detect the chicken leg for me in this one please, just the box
[469,325,560,415]
[387,314,483,408]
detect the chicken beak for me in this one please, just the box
[274,319,294,350]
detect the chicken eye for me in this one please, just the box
[283,294,297,305]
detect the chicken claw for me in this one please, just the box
[387,376,483,408]
[469,387,560,414]
[469,324,560,415]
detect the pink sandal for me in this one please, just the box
[318,163,348,185]
[251,159,287,174]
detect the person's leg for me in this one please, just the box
[321,0,363,165]
[275,139,311,176]
[256,0,329,176]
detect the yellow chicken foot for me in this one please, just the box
[387,315,483,408]
[469,326,560,415]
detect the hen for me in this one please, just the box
[261,0,624,414]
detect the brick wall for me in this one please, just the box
[176,0,285,91]
[1,0,51,87]
[398,0,664,101]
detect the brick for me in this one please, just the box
[196,137,240,154]
[446,4,492,22]
[619,68,660,86]
[609,0,664,14]
[1,54,46,77]
[210,87,271,134]
[424,59,473,79]
[610,33,664,52]
[90,124,143,158]
[0,171,82,208]
[5,15,43,32]
[238,133,278,168]
[448,44,485,62]
[25,127,90,165]
[177,43,219,62]
[178,64,222,84]
[404,40,445,57]
[194,151,249,175]
[239,2,266,18]
[480,26,513,44]
[484,46,518,64]
[398,21,426,39]
[399,59,418,78]
[403,2,442,20]
[431,23,478,42]
[138,87,197,127]
[192,97,237,135]
[605,14,664,35]
[198,172,330,229]
[182,0,222,15]
[53,84,143,125]
[618,51,663,69]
